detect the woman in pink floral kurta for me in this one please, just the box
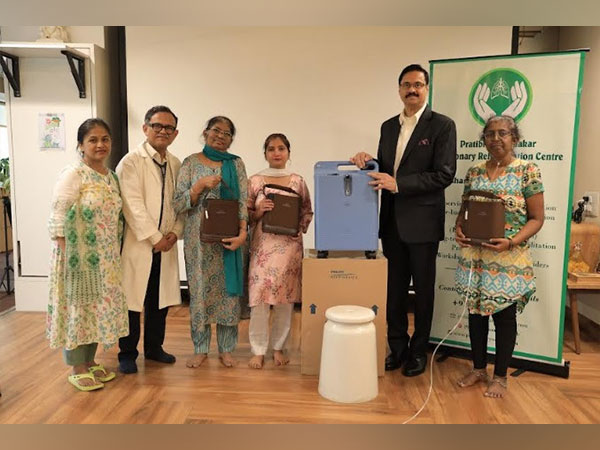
[247,134,313,368]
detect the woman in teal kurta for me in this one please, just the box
[174,116,248,368]
[47,119,129,391]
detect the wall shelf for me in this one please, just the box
[0,43,89,98]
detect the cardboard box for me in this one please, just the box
[301,250,387,376]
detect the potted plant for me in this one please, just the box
[0,158,11,227]
[0,157,9,198]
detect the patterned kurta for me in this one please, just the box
[174,154,248,331]
[247,174,313,306]
[455,159,544,316]
[47,162,129,350]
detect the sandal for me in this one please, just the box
[457,368,489,387]
[88,364,116,383]
[484,376,508,398]
[68,373,104,392]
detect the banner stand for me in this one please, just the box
[428,50,588,376]
[429,343,570,379]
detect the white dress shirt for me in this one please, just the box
[394,102,428,176]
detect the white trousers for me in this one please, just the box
[249,303,294,355]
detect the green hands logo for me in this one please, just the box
[469,68,532,126]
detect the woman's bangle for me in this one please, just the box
[507,237,514,250]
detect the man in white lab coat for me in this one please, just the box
[117,105,185,374]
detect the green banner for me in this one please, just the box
[429,51,586,365]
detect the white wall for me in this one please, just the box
[519,27,560,54]
[126,26,512,248]
[0,80,6,159]
[0,26,105,47]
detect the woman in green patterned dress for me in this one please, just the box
[47,119,129,391]
[454,116,545,398]
[174,116,248,368]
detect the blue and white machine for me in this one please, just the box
[314,160,379,258]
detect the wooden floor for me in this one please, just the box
[0,304,599,424]
[0,292,15,315]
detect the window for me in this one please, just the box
[0,86,8,159]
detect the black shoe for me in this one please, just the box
[119,359,138,374]
[145,348,176,364]
[402,355,427,377]
[385,355,402,371]
[385,349,408,371]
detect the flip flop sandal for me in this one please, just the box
[88,364,116,382]
[68,373,104,392]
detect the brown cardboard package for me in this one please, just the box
[301,250,387,376]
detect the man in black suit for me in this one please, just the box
[352,64,456,376]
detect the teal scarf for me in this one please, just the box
[203,145,243,297]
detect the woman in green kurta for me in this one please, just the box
[174,116,248,368]
[47,119,129,391]
[455,116,545,398]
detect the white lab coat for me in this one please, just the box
[116,141,185,311]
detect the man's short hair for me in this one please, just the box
[398,64,429,86]
[144,105,178,126]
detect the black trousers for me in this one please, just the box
[118,252,168,362]
[468,303,517,377]
[381,224,439,359]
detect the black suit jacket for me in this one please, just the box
[377,106,457,243]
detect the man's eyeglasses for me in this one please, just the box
[483,130,512,140]
[148,123,177,134]
[400,81,426,90]
[209,127,233,139]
